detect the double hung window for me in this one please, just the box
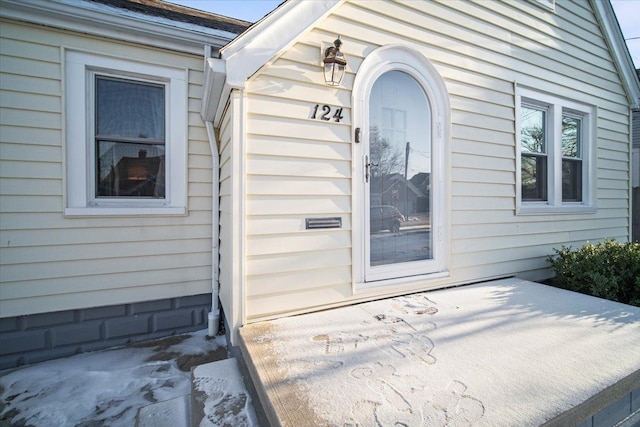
[65,50,187,216]
[95,76,166,199]
[520,106,548,201]
[517,87,595,213]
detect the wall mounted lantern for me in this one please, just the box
[323,36,347,86]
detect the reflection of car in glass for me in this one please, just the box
[370,205,405,233]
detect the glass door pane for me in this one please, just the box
[367,71,431,279]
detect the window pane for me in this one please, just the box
[394,109,406,130]
[521,106,545,154]
[97,141,165,198]
[96,77,165,141]
[369,70,432,266]
[562,158,582,202]
[562,115,581,158]
[382,107,393,128]
[521,154,547,201]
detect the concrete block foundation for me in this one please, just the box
[0,293,211,370]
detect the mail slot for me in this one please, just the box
[305,217,342,229]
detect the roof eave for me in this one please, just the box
[0,0,237,55]
[592,0,640,108]
[202,0,344,126]
[221,0,342,82]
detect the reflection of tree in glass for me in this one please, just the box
[521,107,544,153]
[521,156,544,198]
[561,116,579,157]
[370,126,403,177]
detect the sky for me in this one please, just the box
[168,0,282,22]
[611,0,640,67]
[168,0,639,68]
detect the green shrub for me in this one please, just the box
[546,239,640,307]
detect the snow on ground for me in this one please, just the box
[5,279,639,427]
[242,278,640,426]
[0,330,253,427]
[191,358,259,427]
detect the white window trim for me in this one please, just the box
[64,49,187,216]
[516,86,597,215]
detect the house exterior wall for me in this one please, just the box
[218,103,233,324]
[237,0,632,323]
[217,91,247,339]
[633,108,639,242]
[0,20,213,317]
[633,108,639,188]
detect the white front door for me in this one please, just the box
[352,46,450,288]
[364,70,435,282]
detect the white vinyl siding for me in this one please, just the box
[238,0,631,322]
[0,20,212,317]
[217,92,246,341]
[244,57,353,319]
[633,108,639,187]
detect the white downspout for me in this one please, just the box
[205,120,221,337]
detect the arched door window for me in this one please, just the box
[352,46,450,286]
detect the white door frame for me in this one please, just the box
[352,44,451,290]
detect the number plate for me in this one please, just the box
[310,104,344,123]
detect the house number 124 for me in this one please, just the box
[310,104,344,123]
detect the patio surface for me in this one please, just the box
[239,278,640,426]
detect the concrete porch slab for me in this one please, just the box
[238,278,640,426]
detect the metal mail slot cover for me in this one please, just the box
[305,217,342,229]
